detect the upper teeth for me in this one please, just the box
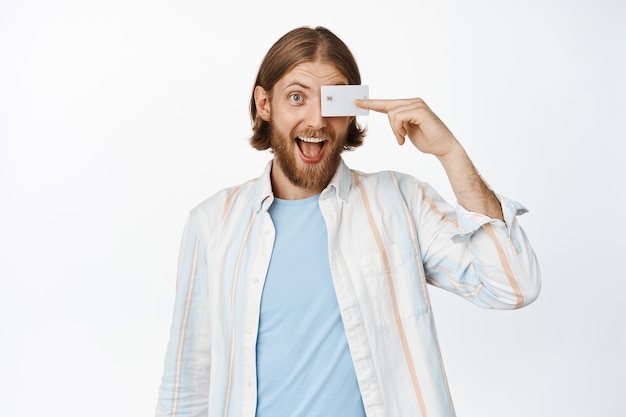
[299,137,324,143]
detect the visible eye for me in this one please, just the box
[289,93,303,104]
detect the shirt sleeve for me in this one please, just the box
[415,182,541,309]
[156,210,211,416]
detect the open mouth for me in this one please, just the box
[296,136,326,163]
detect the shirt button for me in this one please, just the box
[246,379,252,387]
[252,276,260,284]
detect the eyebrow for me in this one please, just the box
[282,80,349,92]
[282,82,312,91]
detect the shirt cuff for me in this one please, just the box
[451,194,529,247]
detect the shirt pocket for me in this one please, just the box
[359,240,429,329]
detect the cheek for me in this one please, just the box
[270,115,293,136]
[329,118,351,134]
[272,109,301,130]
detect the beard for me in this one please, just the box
[269,120,347,192]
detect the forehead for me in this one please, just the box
[277,61,348,88]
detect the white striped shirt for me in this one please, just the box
[156,158,541,417]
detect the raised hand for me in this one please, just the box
[355,98,460,158]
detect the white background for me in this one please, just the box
[1,0,624,416]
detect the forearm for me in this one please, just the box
[437,143,504,221]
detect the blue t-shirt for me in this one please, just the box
[256,194,366,417]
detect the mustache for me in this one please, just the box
[292,128,335,141]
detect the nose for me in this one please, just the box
[305,97,327,131]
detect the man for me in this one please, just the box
[156,26,540,417]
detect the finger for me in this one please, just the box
[354,98,419,114]
[388,114,407,145]
[392,105,429,128]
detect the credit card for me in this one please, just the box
[320,85,369,117]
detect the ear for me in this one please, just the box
[254,85,271,121]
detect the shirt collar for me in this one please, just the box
[322,158,352,204]
[253,159,275,213]
[253,158,353,213]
